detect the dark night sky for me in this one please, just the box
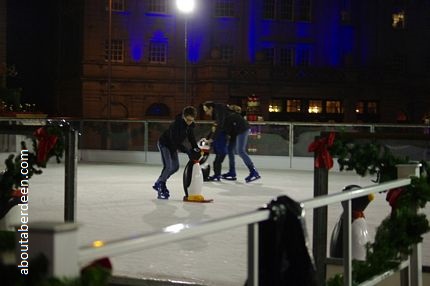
[6,0,59,114]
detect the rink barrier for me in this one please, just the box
[22,178,423,286]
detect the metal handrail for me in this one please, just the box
[79,209,270,263]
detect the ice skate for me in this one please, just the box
[245,169,261,183]
[207,175,221,181]
[152,181,170,200]
[221,171,237,181]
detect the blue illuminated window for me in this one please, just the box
[214,0,235,17]
[149,42,167,64]
[105,39,124,62]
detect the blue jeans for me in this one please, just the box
[229,129,255,173]
[156,142,179,183]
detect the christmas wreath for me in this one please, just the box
[320,134,430,285]
[0,124,64,220]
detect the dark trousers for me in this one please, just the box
[156,142,179,183]
[212,132,227,176]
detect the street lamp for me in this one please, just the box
[176,0,195,105]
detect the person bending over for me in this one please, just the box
[153,106,199,199]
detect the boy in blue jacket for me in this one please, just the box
[153,106,199,199]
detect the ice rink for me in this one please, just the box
[26,161,430,286]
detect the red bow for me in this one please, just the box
[308,132,335,169]
[34,127,58,164]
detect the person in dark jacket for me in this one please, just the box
[153,106,199,199]
[202,101,230,181]
[223,110,261,182]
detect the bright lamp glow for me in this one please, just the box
[176,0,195,14]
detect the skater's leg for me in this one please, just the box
[236,130,260,182]
[222,137,237,180]
[156,143,178,182]
[227,139,236,174]
[236,129,254,170]
[209,133,227,181]
[154,143,179,199]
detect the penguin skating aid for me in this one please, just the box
[183,138,213,203]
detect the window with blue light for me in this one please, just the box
[214,0,235,17]
[149,42,167,64]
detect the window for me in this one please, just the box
[297,0,312,22]
[326,101,342,114]
[308,100,322,113]
[262,48,275,64]
[287,99,301,112]
[280,47,295,66]
[356,101,379,114]
[355,102,364,114]
[112,0,124,11]
[389,54,406,72]
[367,101,378,114]
[214,0,235,17]
[269,99,283,112]
[220,45,234,62]
[148,0,168,14]
[392,11,405,29]
[149,42,167,63]
[105,39,124,62]
[263,0,276,19]
[297,48,310,67]
[279,0,294,20]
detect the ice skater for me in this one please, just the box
[152,106,199,199]
[202,101,230,181]
[223,108,261,182]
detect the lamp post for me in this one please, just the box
[176,0,195,105]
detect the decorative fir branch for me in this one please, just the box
[325,135,430,286]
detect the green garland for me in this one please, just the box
[326,137,430,285]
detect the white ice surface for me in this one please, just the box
[26,162,430,286]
